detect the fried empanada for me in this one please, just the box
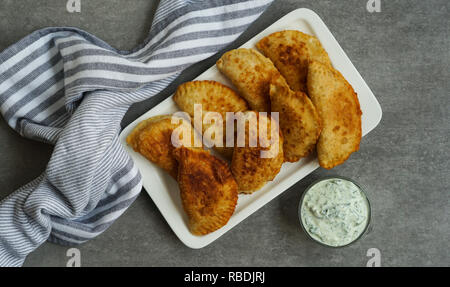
[307,61,362,169]
[269,76,322,162]
[174,80,248,158]
[231,111,284,193]
[256,30,332,93]
[173,147,238,235]
[126,115,194,178]
[216,48,280,112]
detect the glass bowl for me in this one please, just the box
[298,176,372,248]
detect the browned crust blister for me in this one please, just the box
[230,112,284,193]
[174,80,248,115]
[126,115,193,178]
[216,48,281,112]
[269,76,322,162]
[173,80,248,159]
[256,30,332,93]
[307,61,362,169]
[173,147,238,235]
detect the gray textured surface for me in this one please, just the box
[0,0,448,267]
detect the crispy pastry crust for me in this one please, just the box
[269,76,322,162]
[256,30,332,93]
[173,147,238,235]
[216,48,281,112]
[307,61,362,169]
[126,115,193,178]
[231,111,284,193]
[174,80,248,159]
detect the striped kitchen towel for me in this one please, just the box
[0,0,273,266]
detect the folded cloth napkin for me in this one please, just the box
[0,0,273,266]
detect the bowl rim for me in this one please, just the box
[298,175,372,248]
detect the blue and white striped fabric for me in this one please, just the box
[0,0,273,266]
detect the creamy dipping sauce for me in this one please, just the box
[300,178,370,247]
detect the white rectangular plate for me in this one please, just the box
[119,8,382,249]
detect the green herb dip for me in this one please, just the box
[301,178,370,247]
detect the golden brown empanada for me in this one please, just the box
[174,80,248,158]
[231,111,284,193]
[256,30,332,93]
[216,48,281,112]
[173,147,238,235]
[126,115,194,178]
[307,61,362,169]
[269,76,322,162]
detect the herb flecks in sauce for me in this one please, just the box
[301,179,369,247]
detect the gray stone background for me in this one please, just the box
[0,0,448,267]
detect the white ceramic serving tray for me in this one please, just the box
[119,8,382,248]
